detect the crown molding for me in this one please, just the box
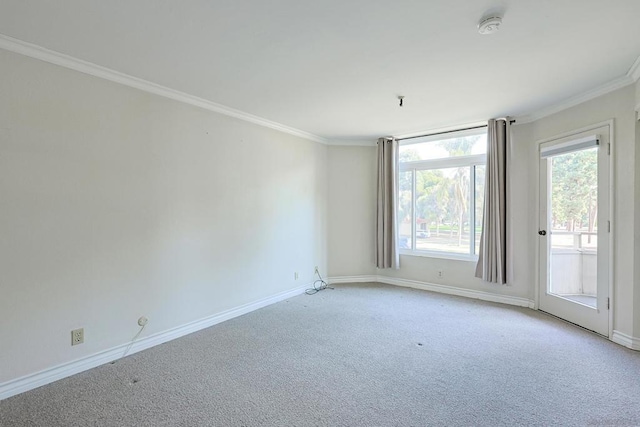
[326,138,377,146]
[2,33,638,143]
[517,54,640,124]
[517,74,635,124]
[0,34,328,145]
[628,55,640,82]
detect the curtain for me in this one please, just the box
[376,137,399,269]
[475,119,509,284]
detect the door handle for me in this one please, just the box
[538,230,547,236]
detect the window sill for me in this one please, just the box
[399,250,479,262]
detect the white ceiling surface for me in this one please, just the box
[1,1,640,142]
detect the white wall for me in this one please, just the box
[327,146,377,277]
[325,85,640,340]
[0,49,327,384]
[522,85,637,337]
[326,130,534,301]
[2,46,639,389]
[378,121,536,300]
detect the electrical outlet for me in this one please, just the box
[314,266,319,274]
[438,270,443,278]
[71,328,84,346]
[138,316,148,327]
[294,272,299,280]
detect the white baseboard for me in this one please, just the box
[611,330,640,351]
[328,275,378,284]
[332,276,640,351]
[330,275,535,308]
[5,278,633,401]
[0,284,308,401]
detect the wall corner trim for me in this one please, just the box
[329,275,535,308]
[611,330,640,351]
[0,33,328,145]
[0,284,308,401]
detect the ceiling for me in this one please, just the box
[1,0,640,143]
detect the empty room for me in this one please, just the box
[2,1,640,426]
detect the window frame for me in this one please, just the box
[398,137,486,261]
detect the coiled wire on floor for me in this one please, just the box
[305,269,333,295]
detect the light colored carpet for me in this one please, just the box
[2,282,640,426]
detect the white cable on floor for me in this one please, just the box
[120,324,146,360]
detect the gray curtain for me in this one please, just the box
[376,137,399,269]
[475,119,509,284]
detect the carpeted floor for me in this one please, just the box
[2,282,640,426]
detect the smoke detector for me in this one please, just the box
[478,16,502,35]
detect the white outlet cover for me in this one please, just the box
[71,328,84,345]
[138,316,148,327]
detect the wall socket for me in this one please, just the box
[437,270,443,277]
[314,266,319,274]
[294,272,299,280]
[71,328,84,346]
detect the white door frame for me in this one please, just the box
[533,120,614,338]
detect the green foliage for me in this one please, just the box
[399,136,485,246]
[399,170,413,222]
[551,148,597,231]
[400,149,420,163]
[437,135,479,156]
[416,169,448,227]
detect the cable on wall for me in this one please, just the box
[110,322,147,364]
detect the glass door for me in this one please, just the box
[538,126,610,336]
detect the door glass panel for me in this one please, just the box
[548,147,598,308]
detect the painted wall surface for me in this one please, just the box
[524,85,637,337]
[325,131,534,300]
[327,146,377,277]
[0,49,327,383]
[376,122,535,300]
[326,85,640,331]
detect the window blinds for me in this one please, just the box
[540,134,599,158]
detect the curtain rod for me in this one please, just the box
[397,119,516,142]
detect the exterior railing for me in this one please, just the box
[549,231,597,297]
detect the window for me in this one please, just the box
[398,128,487,258]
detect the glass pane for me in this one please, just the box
[414,167,470,254]
[400,132,487,161]
[474,165,485,255]
[548,147,598,308]
[398,170,413,250]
